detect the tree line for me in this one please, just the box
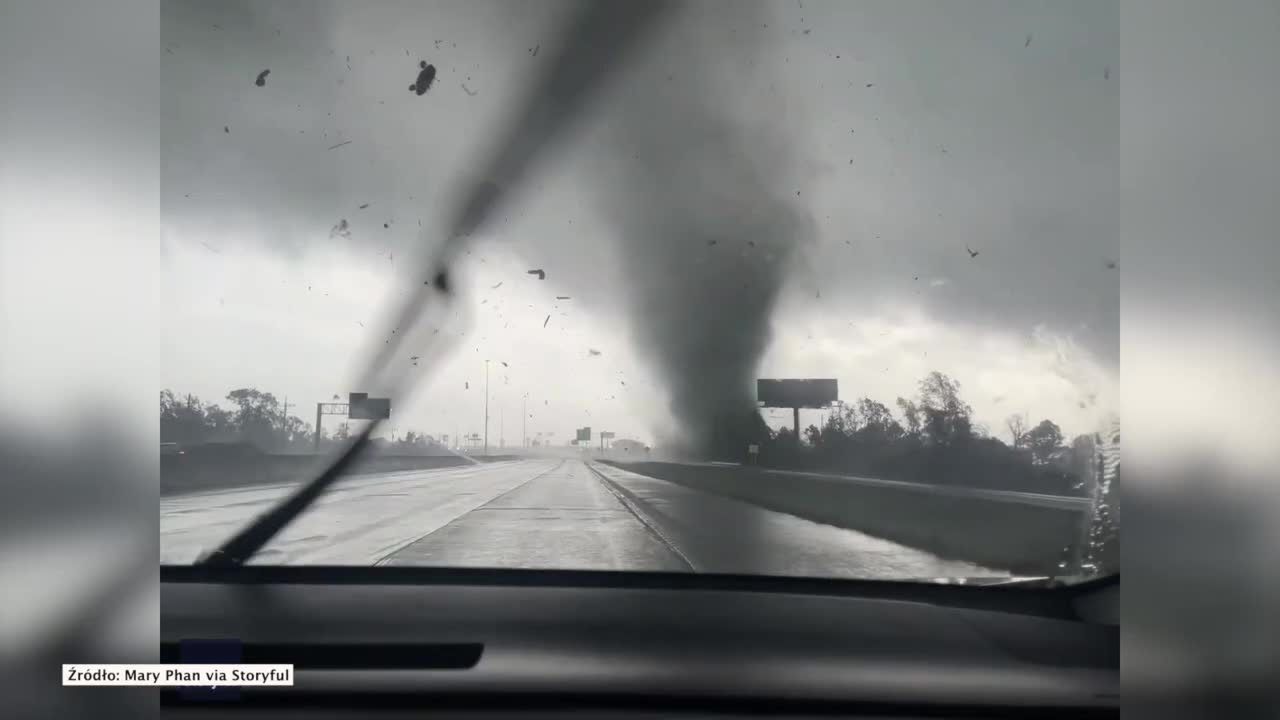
[160,388,438,453]
[752,371,1107,497]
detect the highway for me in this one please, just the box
[160,458,1005,580]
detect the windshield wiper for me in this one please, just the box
[197,1,677,567]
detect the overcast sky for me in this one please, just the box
[159,0,1118,447]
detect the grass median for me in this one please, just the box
[601,460,1083,575]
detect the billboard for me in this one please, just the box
[348,392,392,420]
[756,379,838,409]
[576,427,591,442]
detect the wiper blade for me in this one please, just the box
[198,0,676,567]
[197,424,378,566]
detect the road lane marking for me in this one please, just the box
[372,460,567,566]
[585,462,698,572]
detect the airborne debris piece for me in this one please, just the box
[1105,260,1117,269]
[330,219,351,239]
[491,281,503,289]
[332,394,340,400]
[461,83,478,96]
[555,295,571,300]
[410,355,420,361]
[359,203,369,209]
[865,83,874,88]
[327,140,353,150]
[588,349,602,357]
[1025,33,1032,48]
[501,361,508,367]
[383,223,389,229]
[224,126,229,133]
[465,382,469,389]
[527,269,546,280]
[530,44,540,56]
[255,69,270,87]
[965,245,980,258]
[1103,66,1110,80]
[409,61,436,95]
[543,315,550,328]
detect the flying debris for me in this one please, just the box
[409,61,436,95]
[330,219,351,239]
[543,315,550,328]
[358,203,369,209]
[461,83,478,96]
[501,361,508,367]
[555,295,571,300]
[465,382,469,390]
[327,140,353,150]
[254,69,270,87]
[527,269,546,280]
[491,282,503,289]
[410,355,421,361]
[332,394,340,400]
[965,245,980,258]
[588,349,602,357]
[224,126,229,133]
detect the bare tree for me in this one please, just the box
[1005,413,1029,448]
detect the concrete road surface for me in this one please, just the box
[161,458,1003,580]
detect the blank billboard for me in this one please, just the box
[756,378,838,408]
[349,392,392,420]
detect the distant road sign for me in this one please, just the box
[756,378,838,408]
[600,431,615,439]
[576,427,591,442]
[349,392,391,420]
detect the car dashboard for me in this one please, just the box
[160,566,1118,718]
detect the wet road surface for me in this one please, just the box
[161,458,1002,579]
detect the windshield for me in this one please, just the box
[159,0,1118,585]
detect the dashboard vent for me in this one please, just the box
[161,641,483,669]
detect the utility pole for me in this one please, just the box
[522,393,528,449]
[483,359,490,456]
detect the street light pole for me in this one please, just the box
[522,393,528,449]
[483,360,490,456]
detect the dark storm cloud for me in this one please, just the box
[788,0,1119,365]
[161,0,572,258]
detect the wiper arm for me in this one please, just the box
[197,0,676,567]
